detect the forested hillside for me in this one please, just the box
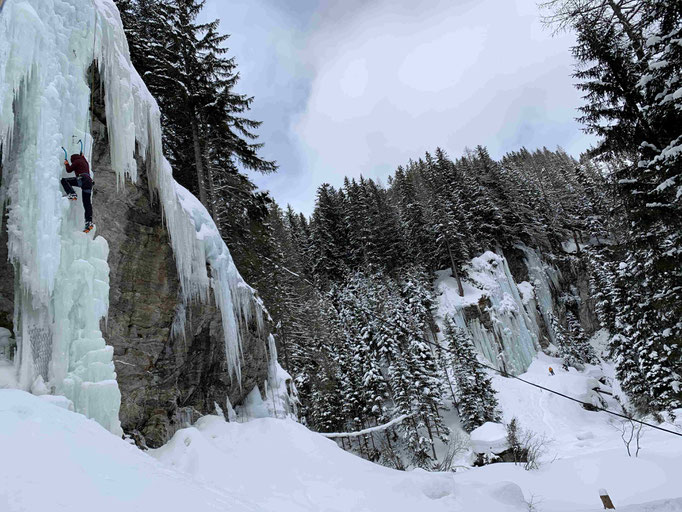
[114,0,680,470]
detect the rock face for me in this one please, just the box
[0,204,13,337]
[0,115,271,448]
[88,117,269,447]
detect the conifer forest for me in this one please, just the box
[1,0,681,510]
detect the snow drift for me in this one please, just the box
[0,0,267,432]
[0,389,533,512]
[3,387,681,512]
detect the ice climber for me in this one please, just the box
[62,153,94,233]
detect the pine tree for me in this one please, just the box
[444,317,499,432]
[550,313,596,370]
[566,310,598,364]
[391,166,432,266]
[310,184,348,281]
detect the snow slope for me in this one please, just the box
[454,354,682,511]
[0,389,530,512]
[2,384,681,511]
[0,390,262,512]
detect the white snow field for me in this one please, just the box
[461,354,682,511]
[0,0,266,433]
[2,365,681,512]
[1,389,531,512]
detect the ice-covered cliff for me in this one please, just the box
[434,247,564,374]
[0,0,268,434]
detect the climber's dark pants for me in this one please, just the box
[61,176,93,223]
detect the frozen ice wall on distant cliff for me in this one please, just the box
[435,249,559,374]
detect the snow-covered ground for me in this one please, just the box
[457,353,682,511]
[1,389,529,512]
[2,366,681,512]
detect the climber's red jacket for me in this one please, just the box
[65,154,90,177]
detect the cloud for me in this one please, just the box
[205,0,595,215]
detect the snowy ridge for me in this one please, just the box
[0,0,264,434]
[4,387,681,511]
[1,388,539,512]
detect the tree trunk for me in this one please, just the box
[190,113,209,208]
[606,0,646,65]
[446,238,464,297]
[573,230,582,255]
[206,158,220,229]
[424,416,438,460]
[280,331,291,373]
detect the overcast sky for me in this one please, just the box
[201,0,595,215]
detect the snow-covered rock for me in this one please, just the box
[470,421,510,454]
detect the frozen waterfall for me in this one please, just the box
[0,0,265,432]
[435,248,559,374]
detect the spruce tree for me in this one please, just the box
[444,317,499,432]
[310,184,348,281]
[550,313,596,370]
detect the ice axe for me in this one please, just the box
[61,147,68,162]
[78,139,83,155]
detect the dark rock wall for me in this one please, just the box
[90,118,269,447]
[0,213,14,335]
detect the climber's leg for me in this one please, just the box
[61,178,78,199]
[82,188,92,224]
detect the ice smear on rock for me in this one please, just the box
[435,249,547,373]
[235,335,298,421]
[0,0,264,432]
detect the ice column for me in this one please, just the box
[0,0,121,434]
[1,0,269,430]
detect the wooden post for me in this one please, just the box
[599,489,616,509]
